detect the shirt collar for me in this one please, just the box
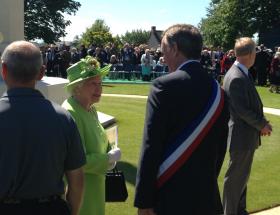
[2,87,44,98]
[234,60,248,76]
[176,60,200,71]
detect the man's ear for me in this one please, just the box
[172,43,179,57]
[36,65,45,80]
[1,63,8,81]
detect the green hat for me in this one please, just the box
[66,56,111,91]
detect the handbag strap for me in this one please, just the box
[111,165,119,173]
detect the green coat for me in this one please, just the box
[62,97,109,215]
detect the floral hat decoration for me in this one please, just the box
[66,56,111,91]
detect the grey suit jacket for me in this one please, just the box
[223,64,267,151]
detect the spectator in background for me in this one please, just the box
[269,51,280,93]
[255,44,271,86]
[133,46,142,66]
[109,54,118,65]
[121,43,134,80]
[71,47,80,64]
[153,47,162,63]
[153,56,167,78]
[80,45,88,59]
[141,49,153,81]
[60,46,72,78]
[221,49,236,75]
[109,43,119,60]
[46,45,56,76]
[200,49,212,72]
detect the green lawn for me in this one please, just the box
[102,83,280,109]
[95,93,280,215]
[219,113,280,212]
[256,86,280,109]
[102,84,151,96]
[96,97,146,215]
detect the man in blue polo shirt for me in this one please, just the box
[0,41,86,215]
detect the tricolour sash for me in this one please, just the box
[157,79,224,188]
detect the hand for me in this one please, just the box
[108,147,121,163]
[108,161,116,170]
[261,122,272,136]
[138,208,157,215]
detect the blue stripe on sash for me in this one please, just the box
[162,79,217,160]
[157,79,223,188]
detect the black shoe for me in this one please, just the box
[238,210,249,215]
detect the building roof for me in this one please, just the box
[148,26,163,49]
[150,26,163,43]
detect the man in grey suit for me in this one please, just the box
[222,37,273,215]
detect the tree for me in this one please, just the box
[24,0,81,43]
[200,0,252,49]
[199,0,280,49]
[72,35,81,48]
[121,29,150,46]
[80,19,114,47]
[244,0,280,44]
[86,19,110,33]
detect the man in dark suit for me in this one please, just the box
[255,44,271,86]
[134,24,229,215]
[222,37,272,215]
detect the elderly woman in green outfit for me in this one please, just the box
[62,56,121,215]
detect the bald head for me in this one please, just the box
[234,37,256,68]
[234,37,255,57]
[1,41,43,83]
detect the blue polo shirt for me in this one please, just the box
[0,87,86,199]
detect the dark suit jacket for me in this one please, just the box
[134,61,229,215]
[223,64,267,151]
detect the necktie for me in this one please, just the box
[248,72,255,84]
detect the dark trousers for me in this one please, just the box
[223,150,255,215]
[257,69,268,86]
[46,61,54,76]
[0,198,70,215]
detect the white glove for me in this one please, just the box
[107,147,121,163]
[108,161,116,170]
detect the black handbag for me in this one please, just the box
[105,166,128,202]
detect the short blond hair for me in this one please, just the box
[234,37,255,57]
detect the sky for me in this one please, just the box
[63,0,211,41]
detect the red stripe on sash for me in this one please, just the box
[157,89,224,188]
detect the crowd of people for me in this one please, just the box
[41,42,167,81]
[200,44,280,92]
[41,40,280,91]
[0,23,276,215]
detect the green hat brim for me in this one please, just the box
[66,64,111,92]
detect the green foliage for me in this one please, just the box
[112,35,123,50]
[80,19,114,47]
[71,35,81,48]
[86,19,110,33]
[81,31,114,47]
[200,0,280,49]
[24,0,81,43]
[246,0,280,32]
[121,29,150,46]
